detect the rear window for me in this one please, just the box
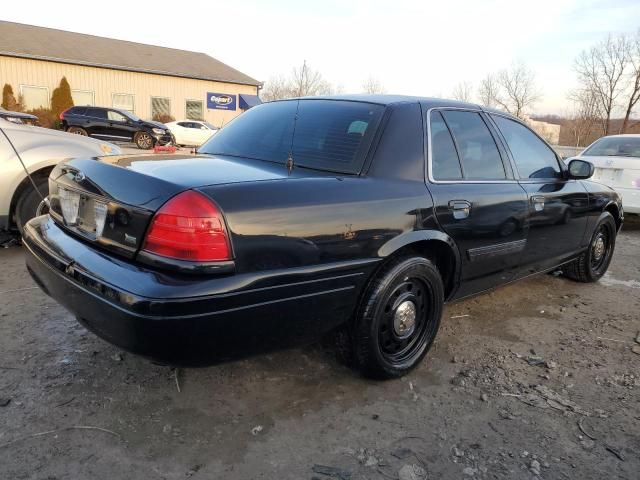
[583,137,640,158]
[199,100,384,174]
[69,107,87,115]
[86,108,107,119]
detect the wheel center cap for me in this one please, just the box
[394,300,417,338]
[593,237,605,260]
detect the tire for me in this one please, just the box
[562,212,616,283]
[15,176,48,235]
[134,131,154,150]
[67,126,88,136]
[352,256,444,379]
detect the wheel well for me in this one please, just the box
[9,167,52,229]
[384,240,458,300]
[605,203,621,230]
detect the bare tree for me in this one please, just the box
[566,88,603,147]
[362,76,386,94]
[260,62,334,102]
[290,61,333,97]
[478,74,500,108]
[260,75,293,102]
[621,30,640,133]
[494,63,540,119]
[451,81,473,102]
[575,34,628,135]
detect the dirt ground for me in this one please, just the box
[1,219,638,480]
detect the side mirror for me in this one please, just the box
[567,159,594,179]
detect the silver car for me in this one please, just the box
[0,111,121,233]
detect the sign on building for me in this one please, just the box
[207,92,237,110]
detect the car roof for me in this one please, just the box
[279,94,478,108]
[596,134,640,139]
[270,94,521,120]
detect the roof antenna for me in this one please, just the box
[287,60,305,175]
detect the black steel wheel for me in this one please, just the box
[353,256,443,379]
[562,212,616,283]
[134,131,154,150]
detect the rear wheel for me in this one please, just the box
[67,126,88,136]
[134,131,154,150]
[562,213,616,282]
[353,256,443,379]
[15,176,48,234]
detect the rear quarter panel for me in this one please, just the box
[198,176,436,273]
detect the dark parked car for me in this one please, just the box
[24,96,623,378]
[60,106,174,149]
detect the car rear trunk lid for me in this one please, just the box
[47,154,329,259]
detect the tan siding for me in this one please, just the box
[0,56,258,126]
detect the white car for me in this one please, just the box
[165,120,218,147]
[0,111,121,233]
[570,134,640,214]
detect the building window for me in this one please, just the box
[71,90,95,106]
[186,100,203,120]
[112,93,135,113]
[20,85,49,110]
[151,97,171,121]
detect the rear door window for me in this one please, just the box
[492,115,561,179]
[430,111,462,180]
[87,108,107,120]
[441,110,506,180]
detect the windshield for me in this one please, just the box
[203,121,217,130]
[198,99,385,174]
[583,137,640,158]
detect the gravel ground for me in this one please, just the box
[0,218,638,480]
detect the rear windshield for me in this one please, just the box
[583,137,640,158]
[198,100,385,174]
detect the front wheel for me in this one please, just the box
[353,256,444,379]
[134,131,154,150]
[15,176,49,235]
[562,212,617,282]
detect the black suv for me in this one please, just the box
[60,106,174,149]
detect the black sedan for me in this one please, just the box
[23,95,623,378]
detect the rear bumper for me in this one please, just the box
[23,216,375,364]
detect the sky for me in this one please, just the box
[3,0,639,114]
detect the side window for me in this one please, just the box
[441,111,506,180]
[107,110,127,122]
[430,111,462,179]
[177,122,189,128]
[87,108,107,120]
[492,115,561,179]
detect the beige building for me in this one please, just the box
[0,21,261,127]
[524,117,561,145]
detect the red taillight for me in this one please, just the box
[142,190,231,262]
[59,108,69,121]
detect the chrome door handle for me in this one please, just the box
[448,200,471,219]
[531,195,545,212]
